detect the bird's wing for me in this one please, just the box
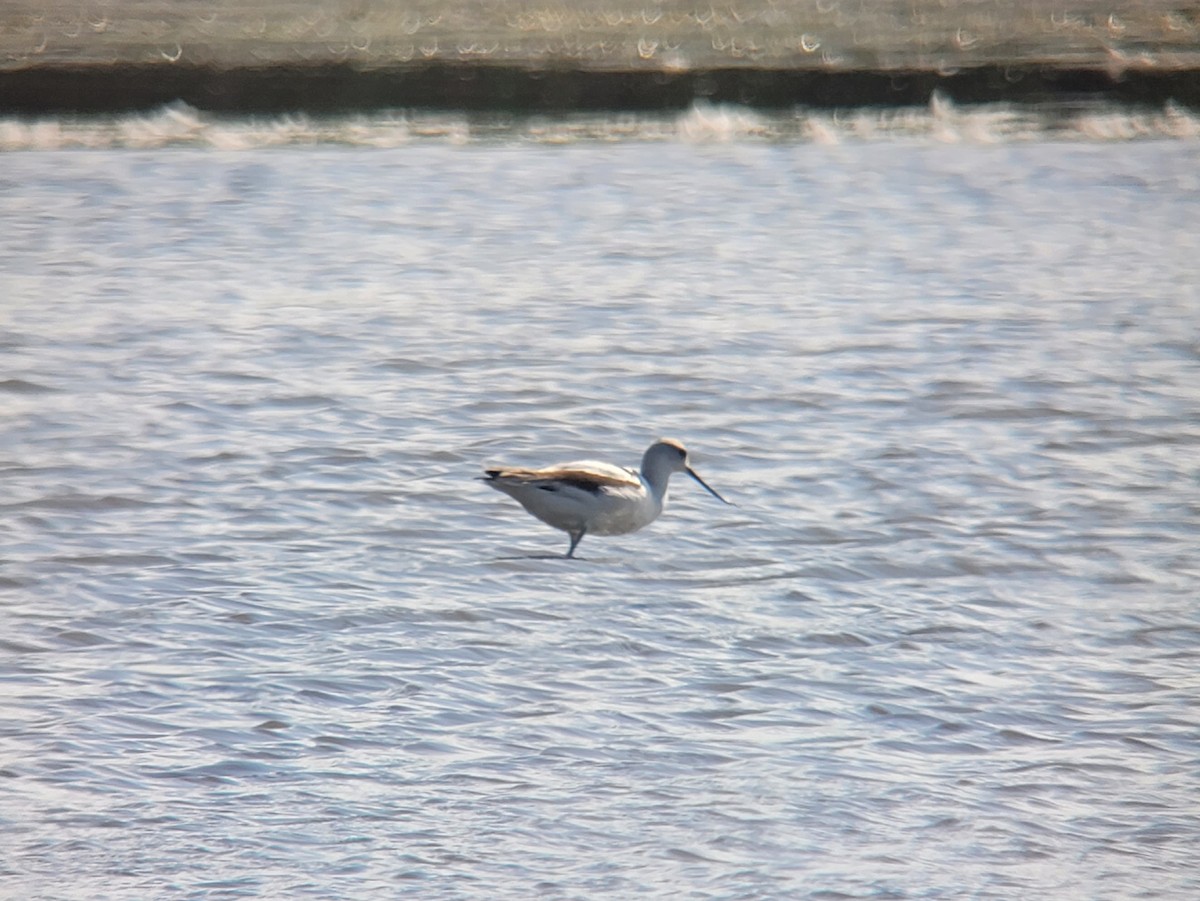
[485,460,641,493]
[548,461,641,489]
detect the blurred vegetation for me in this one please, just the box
[2,0,1197,72]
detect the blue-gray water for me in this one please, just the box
[2,135,1199,899]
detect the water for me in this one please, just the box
[2,133,1199,899]
[3,100,1200,150]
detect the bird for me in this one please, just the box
[481,438,730,558]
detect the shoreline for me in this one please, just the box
[2,60,1199,115]
[3,0,1198,115]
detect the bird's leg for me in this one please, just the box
[566,529,585,558]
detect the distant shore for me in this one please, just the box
[2,61,1197,115]
[2,1,1198,114]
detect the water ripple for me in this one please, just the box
[1,141,1197,899]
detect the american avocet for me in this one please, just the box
[482,438,730,558]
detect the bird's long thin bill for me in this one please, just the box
[687,467,732,505]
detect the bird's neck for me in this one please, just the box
[640,462,673,500]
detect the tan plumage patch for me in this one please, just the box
[485,466,638,490]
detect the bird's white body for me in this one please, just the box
[490,458,661,537]
[482,439,729,557]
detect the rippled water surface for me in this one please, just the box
[3,139,1199,899]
